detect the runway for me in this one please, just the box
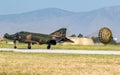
[0,48,120,55]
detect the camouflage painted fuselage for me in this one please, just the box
[17,31,54,44]
[4,28,72,46]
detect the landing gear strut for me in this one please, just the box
[47,43,51,49]
[27,43,31,49]
[13,40,17,49]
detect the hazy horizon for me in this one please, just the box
[0,0,120,15]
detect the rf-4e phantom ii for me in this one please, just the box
[4,28,73,49]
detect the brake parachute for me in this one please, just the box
[98,27,113,44]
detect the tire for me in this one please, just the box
[28,46,31,49]
[14,46,17,49]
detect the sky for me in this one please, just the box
[0,0,120,15]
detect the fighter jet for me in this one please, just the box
[4,28,73,49]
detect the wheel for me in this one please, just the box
[14,46,17,49]
[28,46,31,49]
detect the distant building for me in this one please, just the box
[61,37,94,45]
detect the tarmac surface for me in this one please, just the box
[0,48,120,55]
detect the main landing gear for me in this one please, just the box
[13,40,31,49]
[47,43,51,49]
[13,41,51,49]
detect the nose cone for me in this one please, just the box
[4,33,19,40]
[4,33,15,40]
[4,33,9,38]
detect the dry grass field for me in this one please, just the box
[0,43,120,50]
[0,52,120,75]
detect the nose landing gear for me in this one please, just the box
[27,43,31,49]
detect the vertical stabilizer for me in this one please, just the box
[50,28,66,37]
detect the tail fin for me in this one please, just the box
[50,28,66,37]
